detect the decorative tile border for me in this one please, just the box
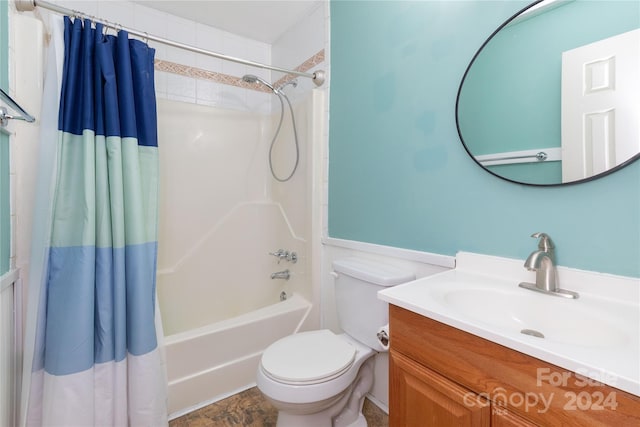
[274,50,325,89]
[154,49,325,92]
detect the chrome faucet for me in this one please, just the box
[524,232,557,292]
[518,233,579,299]
[269,249,298,264]
[271,269,290,280]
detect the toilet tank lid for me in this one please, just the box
[332,257,415,286]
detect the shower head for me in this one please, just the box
[242,74,277,93]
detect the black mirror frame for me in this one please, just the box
[455,0,640,187]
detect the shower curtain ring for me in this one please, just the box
[105,20,116,36]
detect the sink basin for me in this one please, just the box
[378,252,640,397]
[438,288,629,347]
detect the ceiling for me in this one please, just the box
[134,0,322,44]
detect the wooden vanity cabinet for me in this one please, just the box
[390,350,491,426]
[491,407,538,427]
[389,305,640,427]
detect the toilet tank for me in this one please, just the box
[332,258,415,350]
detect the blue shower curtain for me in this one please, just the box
[24,17,167,426]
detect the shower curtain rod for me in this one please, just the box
[15,0,326,87]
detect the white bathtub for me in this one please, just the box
[164,293,312,418]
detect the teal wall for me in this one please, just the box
[0,0,9,275]
[459,0,639,184]
[329,0,640,277]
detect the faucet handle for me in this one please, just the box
[531,232,554,251]
[269,249,286,263]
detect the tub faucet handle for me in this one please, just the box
[269,249,288,263]
[269,249,297,263]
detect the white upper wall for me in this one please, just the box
[272,2,327,107]
[272,2,325,71]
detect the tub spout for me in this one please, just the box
[271,269,290,280]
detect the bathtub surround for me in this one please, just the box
[155,92,323,328]
[152,8,326,413]
[156,87,325,416]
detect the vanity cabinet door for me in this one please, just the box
[390,350,491,427]
[492,407,539,427]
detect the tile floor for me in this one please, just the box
[169,387,389,427]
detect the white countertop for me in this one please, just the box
[378,252,640,397]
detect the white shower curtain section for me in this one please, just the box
[20,15,65,427]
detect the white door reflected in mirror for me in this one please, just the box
[562,28,640,182]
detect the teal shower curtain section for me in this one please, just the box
[26,17,167,425]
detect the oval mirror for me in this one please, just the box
[456,0,640,186]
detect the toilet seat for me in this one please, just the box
[261,330,356,385]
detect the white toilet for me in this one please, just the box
[256,257,415,427]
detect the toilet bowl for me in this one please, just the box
[257,330,375,427]
[256,258,415,427]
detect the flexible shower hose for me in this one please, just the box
[269,92,300,182]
